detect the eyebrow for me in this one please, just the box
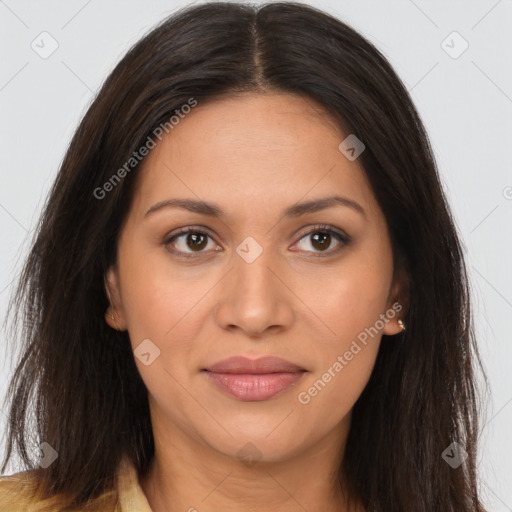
[144,195,366,220]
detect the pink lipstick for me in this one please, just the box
[202,356,306,401]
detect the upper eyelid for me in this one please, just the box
[295,224,350,242]
[165,225,217,243]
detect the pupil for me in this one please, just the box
[312,232,330,251]
[188,233,207,251]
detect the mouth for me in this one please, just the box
[202,356,307,402]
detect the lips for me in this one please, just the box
[202,356,307,401]
[204,356,305,374]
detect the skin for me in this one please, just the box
[105,92,405,512]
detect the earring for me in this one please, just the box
[398,319,405,331]
[110,312,115,321]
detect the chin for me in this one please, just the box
[201,424,310,463]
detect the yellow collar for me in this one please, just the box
[115,455,153,512]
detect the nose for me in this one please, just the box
[214,247,294,338]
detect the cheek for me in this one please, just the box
[303,247,394,348]
[116,251,212,411]
[293,248,392,412]
[295,344,378,426]
[117,235,212,342]
[295,277,385,422]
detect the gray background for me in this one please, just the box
[1,0,511,509]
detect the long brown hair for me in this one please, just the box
[1,2,488,510]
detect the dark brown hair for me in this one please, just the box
[1,2,488,511]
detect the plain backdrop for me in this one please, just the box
[1,0,511,509]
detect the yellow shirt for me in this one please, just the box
[0,455,153,512]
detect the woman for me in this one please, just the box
[0,1,487,511]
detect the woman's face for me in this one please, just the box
[106,92,404,463]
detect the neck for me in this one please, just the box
[139,409,362,512]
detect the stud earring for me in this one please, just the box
[398,319,405,331]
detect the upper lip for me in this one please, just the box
[203,356,306,374]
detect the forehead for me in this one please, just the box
[129,92,380,224]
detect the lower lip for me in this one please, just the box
[204,371,305,401]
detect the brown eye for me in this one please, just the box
[184,232,208,251]
[164,228,219,257]
[295,225,351,256]
[164,224,351,259]
[310,231,332,251]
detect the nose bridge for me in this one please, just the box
[214,235,293,335]
[232,236,280,304]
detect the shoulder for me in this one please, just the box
[0,469,119,512]
[0,469,41,512]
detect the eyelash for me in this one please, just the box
[163,224,351,259]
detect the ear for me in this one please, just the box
[382,262,408,336]
[104,265,127,331]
